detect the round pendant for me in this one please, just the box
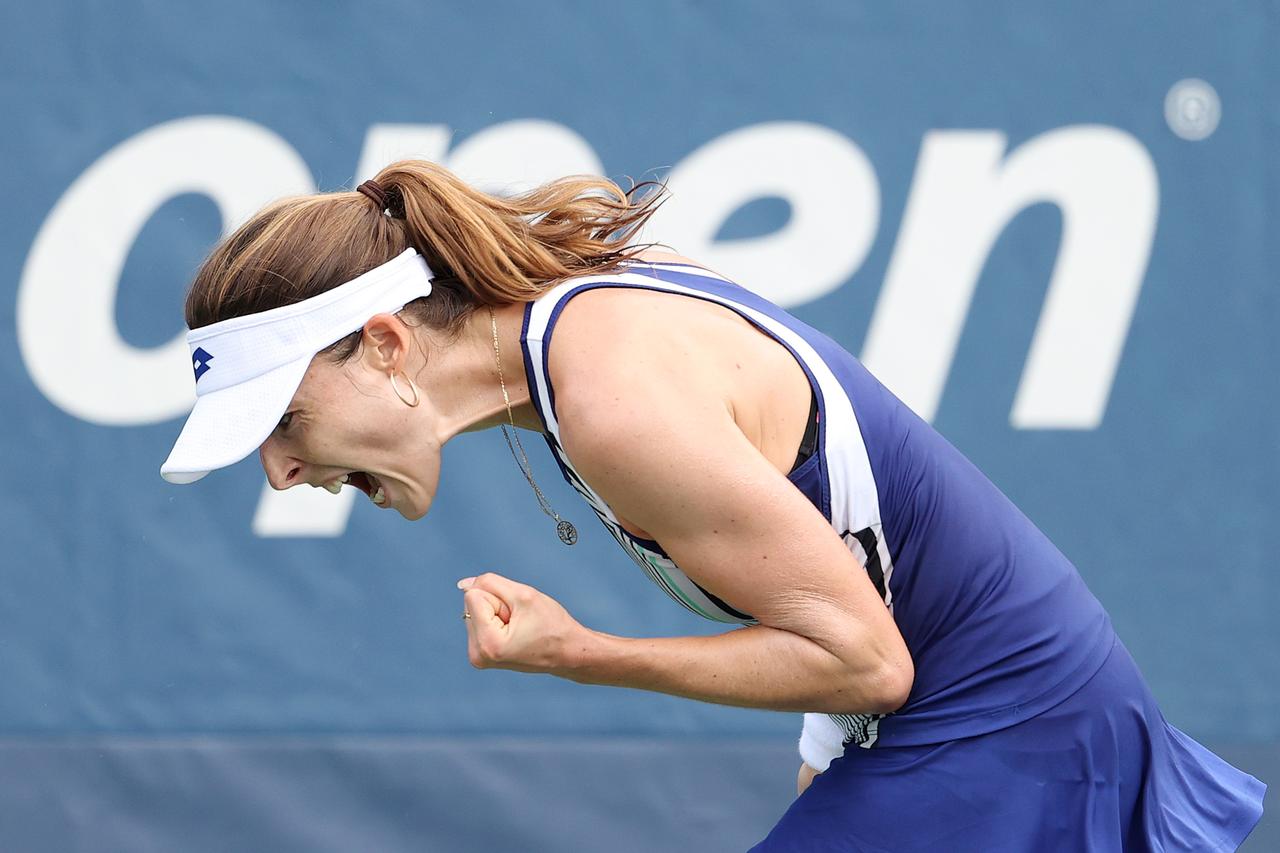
[556,520,578,546]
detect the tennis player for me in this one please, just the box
[161,161,1264,850]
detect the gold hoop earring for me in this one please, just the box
[389,372,420,407]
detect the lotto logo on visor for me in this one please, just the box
[192,347,214,382]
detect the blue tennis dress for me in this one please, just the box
[519,260,1266,851]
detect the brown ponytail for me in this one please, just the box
[184,159,665,358]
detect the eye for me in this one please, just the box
[276,411,296,432]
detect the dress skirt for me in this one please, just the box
[752,638,1265,852]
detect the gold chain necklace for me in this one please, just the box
[489,306,578,546]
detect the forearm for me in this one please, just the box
[559,623,903,715]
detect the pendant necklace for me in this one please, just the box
[489,306,578,546]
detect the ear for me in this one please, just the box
[358,313,413,372]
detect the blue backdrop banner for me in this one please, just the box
[1,2,1274,849]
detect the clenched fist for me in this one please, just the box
[457,573,588,675]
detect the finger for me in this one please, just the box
[461,583,511,624]
[458,572,531,605]
[460,573,514,622]
[464,588,510,668]
[464,587,509,626]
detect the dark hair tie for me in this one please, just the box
[383,184,406,219]
[356,179,406,219]
[356,179,388,210]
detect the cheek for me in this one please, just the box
[368,410,415,452]
[316,395,393,451]
[284,414,361,461]
[298,365,395,451]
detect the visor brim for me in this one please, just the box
[160,354,313,484]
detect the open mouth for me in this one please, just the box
[347,471,375,497]
[323,471,387,506]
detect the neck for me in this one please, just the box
[421,301,544,441]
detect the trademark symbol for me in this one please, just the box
[1165,78,1221,141]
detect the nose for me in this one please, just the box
[259,436,304,490]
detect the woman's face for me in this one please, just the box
[257,339,441,521]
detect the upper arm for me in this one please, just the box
[549,293,907,675]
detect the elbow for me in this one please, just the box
[867,655,914,715]
[813,652,914,715]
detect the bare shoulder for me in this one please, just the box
[544,287,746,548]
[543,249,816,490]
[545,287,730,459]
[549,248,728,374]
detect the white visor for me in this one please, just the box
[160,248,434,484]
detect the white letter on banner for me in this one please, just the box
[351,119,604,189]
[253,120,605,537]
[646,122,879,308]
[443,119,606,194]
[861,126,1158,428]
[353,123,452,183]
[17,116,316,425]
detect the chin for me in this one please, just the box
[399,496,433,521]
